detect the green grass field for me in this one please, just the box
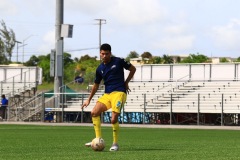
[0,124,239,160]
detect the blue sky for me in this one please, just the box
[1,0,240,62]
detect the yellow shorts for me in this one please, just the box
[98,91,127,113]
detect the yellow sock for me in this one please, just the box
[112,122,119,144]
[92,116,101,138]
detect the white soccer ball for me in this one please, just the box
[91,137,105,151]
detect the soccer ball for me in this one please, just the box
[91,137,105,151]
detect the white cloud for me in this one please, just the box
[2,0,240,59]
[164,25,189,35]
[38,30,55,52]
[151,24,195,53]
[0,0,17,15]
[156,35,195,53]
[65,0,167,26]
[65,0,114,15]
[211,19,240,51]
[109,0,167,26]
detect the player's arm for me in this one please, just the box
[81,83,99,109]
[125,65,136,93]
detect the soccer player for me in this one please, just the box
[82,43,136,151]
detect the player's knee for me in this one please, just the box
[91,108,102,117]
[111,117,118,124]
[91,110,98,117]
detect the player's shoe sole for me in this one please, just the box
[85,142,92,147]
[109,144,119,151]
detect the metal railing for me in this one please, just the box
[4,80,240,126]
[0,67,39,97]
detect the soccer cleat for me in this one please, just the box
[85,142,92,147]
[109,144,119,151]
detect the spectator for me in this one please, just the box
[0,95,8,120]
[75,74,84,84]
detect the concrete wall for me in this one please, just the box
[125,63,240,82]
[0,66,42,84]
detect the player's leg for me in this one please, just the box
[110,111,120,151]
[91,102,107,138]
[85,102,107,147]
[109,92,127,151]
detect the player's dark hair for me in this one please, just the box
[100,43,111,52]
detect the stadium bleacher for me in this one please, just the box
[65,80,240,125]
[0,66,42,121]
[5,63,240,126]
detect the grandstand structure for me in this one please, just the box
[0,66,42,121]
[3,63,240,126]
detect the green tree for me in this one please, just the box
[234,57,240,62]
[0,39,8,64]
[74,57,79,63]
[176,56,181,63]
[76,57,99,84]
[152,56,162,64]
[37,54,52,82]
[35,53,75,83]
[126,51,139,62]
[0,38,4,54]
[84,66,96,84]
[141,51,152,64]
[63,52,73,66]
[79,54,96,62]
[0,20,16,62]
[64,62,76,82]
[220,57,229,63]
[162,54,173,64]
[63,52,75,82]
[180,53,208,63]
[141,52,152,59]
[25,55,39,66]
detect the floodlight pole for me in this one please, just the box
[54,0,64,122]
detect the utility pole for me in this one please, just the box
[95,19,106,49]
[15,41,22,63]
[95,19,106,121]
[54,0,64,122]
[22,35,35,63]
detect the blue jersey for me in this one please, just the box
[1,98,8,108]
[95,57,132,93]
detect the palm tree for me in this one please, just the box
[162,54,173,64]
[0,20,16,62]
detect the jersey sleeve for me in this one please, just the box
[122,58,132,70]
[94,66,102,84]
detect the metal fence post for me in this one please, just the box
[0,81,2,97]
[12,77,15,95]
[24,72,26,91]
[7,104,10,122]
[42,92,45,122]
[221,94,224,126]
[81,94,84,123]
[143,93,146,124]
[197,93,200,125]
[170,93,172,125]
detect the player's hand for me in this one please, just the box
[81,100,90,109]
[125,83,131,94]
[126,88,131,94]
